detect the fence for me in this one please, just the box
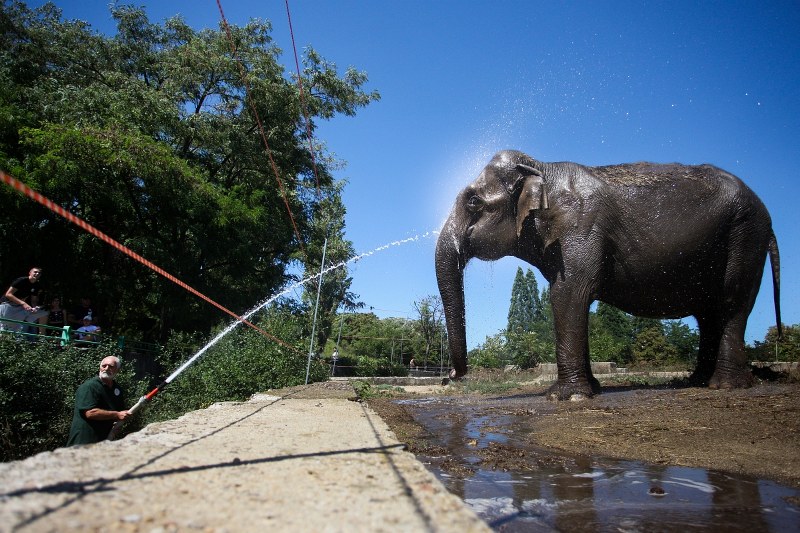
[0,316,160,378]
[0,317,86,346]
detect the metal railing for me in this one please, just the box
[0,317,80,346]
[0,317,158,352]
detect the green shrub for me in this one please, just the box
[351,355,407,377]
[142,310,329,424]
[0,336,142,461]
[1,305,331,461]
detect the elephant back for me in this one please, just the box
[589,162,713,187]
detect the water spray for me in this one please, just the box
[109,231,439,439]
[305,233,328,385]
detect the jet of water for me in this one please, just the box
[165,231,440,383]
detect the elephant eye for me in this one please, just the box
[466,195,484,213]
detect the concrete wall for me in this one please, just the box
[538,362,618,375]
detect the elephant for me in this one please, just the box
[435,150,781,400]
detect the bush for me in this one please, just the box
[0,305,332,461]
[142,309,329,424]
[0,336,142,461]
[351,355,407,377]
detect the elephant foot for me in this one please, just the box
[546,379,595,401]
[449,368,467,380]
[688,370,712,387]
[708,368,753,390]
[443,368,467,385]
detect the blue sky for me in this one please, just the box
[29,1,799,347]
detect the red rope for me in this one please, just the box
[284,0,322,199]
[215,0,307,256]
[0,169,301,354]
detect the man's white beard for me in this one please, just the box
[99,371,113,381]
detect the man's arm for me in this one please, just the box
[84,408,130,421]
[4,286,31,309]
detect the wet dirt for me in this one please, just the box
[368,376,800,531]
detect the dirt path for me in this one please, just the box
[0,382,489,533]
[369,379,800,490]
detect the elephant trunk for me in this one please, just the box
[435,215,469,378]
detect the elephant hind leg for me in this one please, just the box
[689,316,720,386]
[584,346,602,393]
[546,355,599,401]
[692,314,753,389]
[707,228,765,389]
[708,315,753,389]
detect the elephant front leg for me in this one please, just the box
[548,294,595,401]
[689,316,720,386]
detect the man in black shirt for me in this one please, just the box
[0,267,49,333]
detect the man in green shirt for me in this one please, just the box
[67,355,130,445]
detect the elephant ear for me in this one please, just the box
[515,164,573,249]
[515,164,549,238]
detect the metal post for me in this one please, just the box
[330,314,343,376]
[305,235,328,385]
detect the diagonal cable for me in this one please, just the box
[284,0,322,201]
[0,169,303,355]
[215,0,307,256]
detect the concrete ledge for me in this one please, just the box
[331,376,445,386]
[751,361,798,372]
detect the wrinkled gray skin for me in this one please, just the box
[436,150,781,400]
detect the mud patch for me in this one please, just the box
[369,380,800,531]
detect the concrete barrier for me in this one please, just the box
[750,361,798,372]
[536,362,618,376]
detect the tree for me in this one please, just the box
[525,268,543,320]
[530,282,555,360]
[590,302,633,364]
[632,326,679,366]
[507,267,533,334]
[595,302,633,343]
[631,316,663,338]
[663,320,699,364]
[328,312,413,376]
[469,333,506,369]
[750,324,799,362]
[301,186,360,354]
[505,268,552,367]
[588,314,630,364]
[0,3,379,340]
[507,267,544,332]
[413,295,445,367]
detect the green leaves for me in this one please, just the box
[1,2,378,341]
[0,336,142,461]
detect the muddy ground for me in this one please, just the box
[366,373,800,491]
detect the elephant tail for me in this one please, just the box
[768,232,782,339]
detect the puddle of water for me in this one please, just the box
[400,397,800,532]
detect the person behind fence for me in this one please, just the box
[0,267,49,333]
[47,296,66,332]
[75,315,101,342]
[67,355,130,445]
[68,296,99,329]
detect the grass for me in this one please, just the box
[352,381,406,399]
